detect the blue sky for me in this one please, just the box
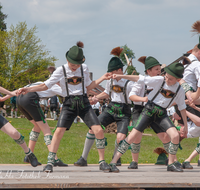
[1,0,200,87]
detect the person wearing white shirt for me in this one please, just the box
[0,86,38,167]
[173,110,200,169]
[48,95,59,120]
[127,56,176,170]
[17,41,111,173]
[109,62,188,173]
[74,47,135,168]
[14,82,67,167]
[91,100,101,116]
[176,45,200,125]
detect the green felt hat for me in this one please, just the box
[164,62,184,79]
[155,153,168,165]
[107,57,124,72]
[145,56,161,71]
[66,45,85,65]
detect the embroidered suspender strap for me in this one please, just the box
[150,80,165,103]
[109,79,113,101]
[62,65,69,97]
[123,80,130,105]
[62,65,85,97]
[166,85,181,108]
[80,65,85,96]
[142,85,147,106]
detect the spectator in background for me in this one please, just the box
[101,100,108,113]
[10,94,17,118]
[39,99,48,118]
[0,94,5,116]
[91,96,101,116]
[47,66,56,77]
[48,95,59,120]
[0,86,38,167]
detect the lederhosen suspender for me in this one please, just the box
[109,78,113,101]
[150,80,165,103]
[62,65,70,97]
[123,80,130,105]
[150,80,181,108]
[62,65,85,99]
[141,85,147,106]
[109,79,130,105]
[166,85,181,108]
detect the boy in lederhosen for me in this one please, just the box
[3,82,68,167]
[128,56,174,169]
[0,86,38,167]
[18,41,111,173]
[174,37,200,167]
[173,110,200,169]
[74,47,135,167]
[109,62,188,172]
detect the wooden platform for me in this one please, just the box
[0,164,200,189]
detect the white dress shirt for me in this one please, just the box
[129,82,146,106]
[187,121,200,138]
[137,75,186,111]
[104,78,135,104]
[25,82,63,99]
[183,54,200,91]
[44,63,92,97]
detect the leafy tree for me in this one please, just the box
[0,30,8,85]
[0,4,7,31]
[0,21,57,90]
[120,44,135,65]
[119,44,139,75]
[126,65,139,75]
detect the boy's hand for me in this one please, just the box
[10,91,17,97]
[102,73,112,80]
[183,126,188,138]
[89,96,98,105]
[112,74,120,79]
[17,88,29,96]
[185,91,193,104]
[143,96,148,102]
[172,112,181,120]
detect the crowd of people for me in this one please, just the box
[0,21,200,173]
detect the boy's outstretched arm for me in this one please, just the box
[87,73,111,91]
[112,74,140,82]
[180,109,188,138]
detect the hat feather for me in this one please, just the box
[182,56,191,65]
[138,56,146,64]
[77,41,84,48]
[191,20,200,36]
[153,147,168,155]
[110,47,123,57]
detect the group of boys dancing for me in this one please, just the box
[1,21,200,173]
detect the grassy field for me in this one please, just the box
[0,118,199,165]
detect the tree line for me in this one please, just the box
[0,4,56,91]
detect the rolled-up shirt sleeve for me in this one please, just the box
[84,66,92,87]
[174,88,187,111]
[44,67,63,89]
[49,84,63,97]
[104,80,110,95]
[129,82,143,96]
[137,74,145,85]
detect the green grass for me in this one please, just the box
[0,118,199,165]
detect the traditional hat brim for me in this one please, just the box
[66,51,85,65]
[164,67,183,79]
